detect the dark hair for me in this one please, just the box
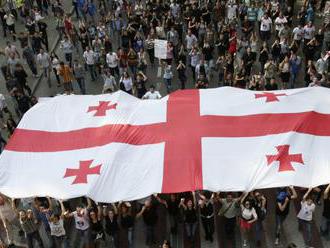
[287,243,297,248]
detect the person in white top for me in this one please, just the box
[4,42,20,58]
[37,48,51,87]
[292,24,304,46]
[297,188,316,247]
[119,71,133,94]
[303,21,315,43]
[106,51,119,77]
[48,197,69,248]
[102,68,117,93]
[142,85,161,99]
[274,13,287,33]
[240,193,258,247]
[62,197,92,248]
[83,47,97,81]
[185,29,197,51]
[260,14,272,41]
[227,1,238,21]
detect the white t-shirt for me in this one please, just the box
[49,219,66,237]
[303,25,315,40]
[120,77,133,91]
[106,53,118,68]
[143,91,161,99]
[241,206,257,220]
[37,53,50,68]
[227,4,238,20]
[83,50,95,65]
[292,27,304,41]
[73,211,90,230]
[260,17,272,31]
[275,16,287,31]
[297,201,315,221]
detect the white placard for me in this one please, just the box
[154,39,168,59]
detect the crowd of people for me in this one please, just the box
[0,185,329,247]
[0,0,330,247]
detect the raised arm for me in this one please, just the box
[302,188,313,202]
[324,184,330,199]
[179,198,186,210]
[59,200,73,218]
[289,186,297,199]
[47,197,53,211]
[240,192,249,205]
[87,197,92,209]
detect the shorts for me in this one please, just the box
[240,219,252,230]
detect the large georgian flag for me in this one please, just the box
[1,87,330,202]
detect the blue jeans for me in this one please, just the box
[255,219,263,242]
[87,64,97,81]
[185,222,197,240]
[127,227,134,248]
[26,231,44,248]
[275,214,287,239]
[298,219,312,246]
[164,78,172,93]
[321,216,330,238]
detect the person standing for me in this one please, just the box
[240,193,258,247]
[136,197,159,246]
[73,59,86,94]
[179,192,198,247]
[163,65,173,93]
[36,48,51,87]
[297,188,316,247]
[61,198,92,248]
[217,192,241,246]
[199,192,215,242]
[60,36,74,67]
[103,204,119,248]
[22,45,38,77]
[106,50,119,77]
[83,46,97,81]
[321,184,330,237]
[12,201,45,248]
[275,186,297,246]
[57,62,74,94]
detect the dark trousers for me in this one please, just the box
[201,217,214,241]
[88,64,97,81]
[224,217,236,240]
[145,225,156,245]
[76,77,86,94]
[26,231,44,248]
[147,49,155,65]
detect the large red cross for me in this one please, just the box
[87,101,117,116]
[266,145,304,172]
[255,92,287,102]
[64,160,102,184]
[6,90,330,193]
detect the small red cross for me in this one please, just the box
[255,92,287,103]
[87,101,117,116]
[63,160,102,184]
[266,145,304,172]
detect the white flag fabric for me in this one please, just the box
[1,87,330,202]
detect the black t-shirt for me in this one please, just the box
[90,220,103,233]
[142,205,158,226]
[105,215,119,235]
[167,198,180,216]
[200,203,213,218]
[184,208,197,223]
[323,198,330,219]
[276,196,291,217]
[121,214,134,229]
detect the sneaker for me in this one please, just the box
[243,239,247,247]
[274,238,279,246]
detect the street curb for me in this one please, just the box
[31,6,75,95]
